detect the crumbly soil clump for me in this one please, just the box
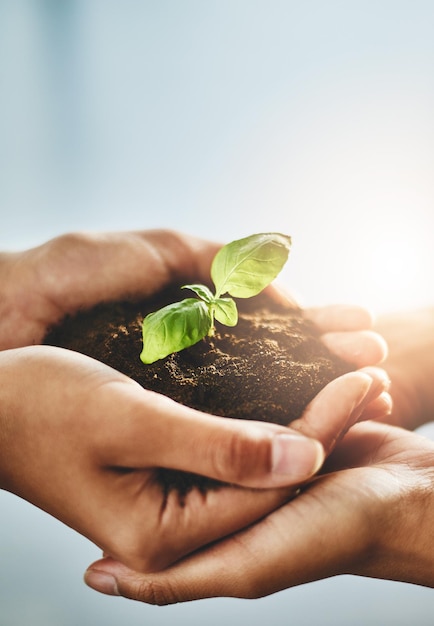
[44,288,352,495]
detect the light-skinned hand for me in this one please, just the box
[374,308,434,430]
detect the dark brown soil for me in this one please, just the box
[44,287,353,495]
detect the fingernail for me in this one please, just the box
[365,391,393,419]
[84,569,120,596]
[362,367,391,395]
[272,434,324,480]
[381,391,393,415]
[270,284,300,308]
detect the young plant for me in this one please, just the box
[140,232,292,364]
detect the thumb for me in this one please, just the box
[98,367,387,490]
[99,364,389,489]
[98,384,325,489]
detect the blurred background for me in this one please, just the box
[1,1,434,624]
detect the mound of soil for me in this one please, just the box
[44,288,352,495]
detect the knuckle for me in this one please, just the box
[40,232,96,283]
[212,429,272,484]
[133,578,179,606]
[106,522,176,577]
[49,231,95,254]
[239,570,269,599]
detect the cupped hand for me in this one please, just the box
[0,229,385,364]
[0,229,390,575]
[0,345,388,574]
[0,227,390,430]
[0,230,219,349]
[87,419,434,601]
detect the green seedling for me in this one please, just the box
[140,232,292,364]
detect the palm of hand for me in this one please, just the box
[1,345,299,572]
[110,421,434,604]
[221,421,434,596]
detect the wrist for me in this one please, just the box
[355,460,434,587]
[375,308,434,429]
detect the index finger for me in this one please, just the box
[304,304,374,331]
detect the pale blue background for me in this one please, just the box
[1,1,434,624]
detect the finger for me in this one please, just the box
[263,282,300,308]
[34,230,220,315]
[96,382,325,489]
[103,476,295,573]
[83,471,369,602]
[359,391,393,421]
[320,330,388,366]
[304,304,374,331]
[289,368,389,455]
[325,419,425,473]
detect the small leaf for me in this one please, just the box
[140,298,212,364]
[211,233,292,298]
[213,297,238,327]
[182,283,214,303]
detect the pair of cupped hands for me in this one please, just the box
[0,229,432,603]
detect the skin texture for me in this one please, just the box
[0,229,390,575]
[373,309,434,430]
[83,305,434,600]
[89,420,434,602]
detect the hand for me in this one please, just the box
[0,228,386,368]
[87,419,434,601]
[374,308,434,430]
[0,228,390,455]
[0,344,328,576]
[0,346,389,574]
[0,229,389,573]
[0,230,219,349]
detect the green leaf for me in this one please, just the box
[213,297,238,327]
[211,232,292,298]
[182,283,214,303]
[140,298,212,364]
